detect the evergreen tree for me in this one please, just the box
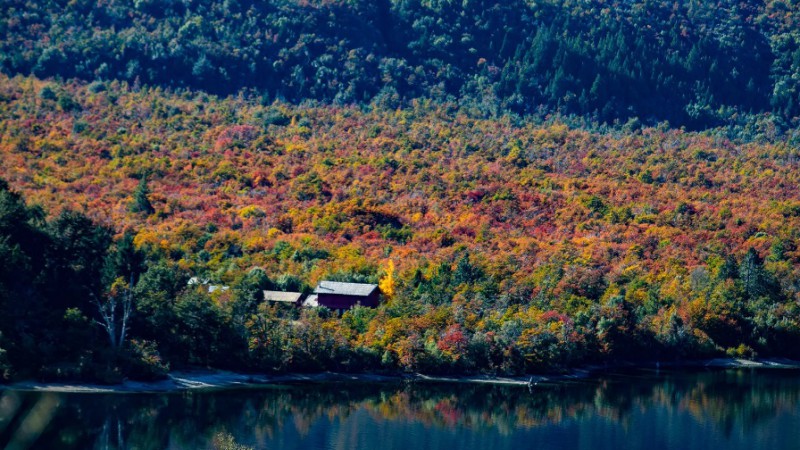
[131,178,155,215]
[454,253,482,286]
[718,255,739,280]
[738,248,778,300]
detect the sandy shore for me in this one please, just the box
[2,371,402,393]
[2,358,799,393]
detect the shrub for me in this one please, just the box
[124,340,170,381]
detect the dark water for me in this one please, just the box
[3,369,800,450]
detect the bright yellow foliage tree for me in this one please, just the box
[379,260,396,300]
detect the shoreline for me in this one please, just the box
[3,358,800,394]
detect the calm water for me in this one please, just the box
[3,369,800,449]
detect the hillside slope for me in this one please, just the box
[2,74,800,378]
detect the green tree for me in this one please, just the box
[131,178,155,215]
[231,267,273,324]
[739,248,778,300]
[454,253,482,286]
[131,262,187,359]
[46,210,112,312]
[174,289,239,367]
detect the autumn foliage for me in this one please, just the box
[2,73,800,379]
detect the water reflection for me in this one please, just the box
[2,369,800,450]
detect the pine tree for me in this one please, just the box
[738,248,777,300]
[131,178,155,215]
[454,253,481,285]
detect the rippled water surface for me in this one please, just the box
[3,369,800,449]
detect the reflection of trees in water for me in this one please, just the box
[11,370,800,449]
[281,370,800,436]
[11,386,385,449]
[96,417,124,450]
[676,370,800,436]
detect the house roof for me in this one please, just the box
[188,276,211,285]
[263,290,303,303]
[314,281,378,297]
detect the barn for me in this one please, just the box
[313,281,380,312]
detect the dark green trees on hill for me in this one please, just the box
[0,180,157,381]
[1,0,797,129]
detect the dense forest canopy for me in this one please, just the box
[2,0,800,383]
[2,0,800,130]
[2,73,800,381]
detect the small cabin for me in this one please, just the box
[313,281,379,312]
[263,290,303,306]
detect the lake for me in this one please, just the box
[2,368,800,449]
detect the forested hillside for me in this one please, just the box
[2,0,800,130]
[2,74,800,381]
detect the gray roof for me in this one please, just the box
[263,290,303,303]
[314,281,378,297]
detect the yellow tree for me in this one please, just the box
[379,260,396,301]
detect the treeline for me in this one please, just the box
[0,177,245,381]
[2,181,800,382]
[0,179,131,381]
[1,0,799,130]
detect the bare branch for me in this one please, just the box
[94,275,136,350]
